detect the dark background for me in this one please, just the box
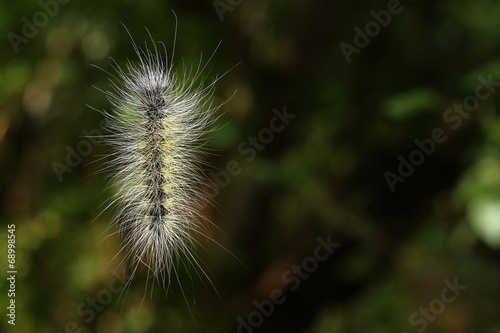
[1,0,500,332]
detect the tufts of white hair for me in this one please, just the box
[92,19,232,300]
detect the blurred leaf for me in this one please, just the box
[382,87,441,121]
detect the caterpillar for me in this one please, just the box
[94,23,227,292]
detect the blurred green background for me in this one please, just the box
[2,0,500,332]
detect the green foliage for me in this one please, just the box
[1,0,500,332]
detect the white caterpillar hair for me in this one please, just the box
[94,22,227,293]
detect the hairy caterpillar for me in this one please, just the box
[94,23,228,292]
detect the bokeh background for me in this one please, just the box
[2,0,500,332]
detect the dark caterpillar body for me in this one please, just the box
[141,90,170,233]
